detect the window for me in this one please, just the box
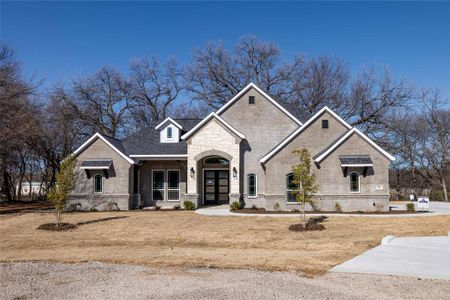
[322,119,329,129]
[167,127,173,139]
[203,156,229,166]
[350,172,360,193]
[249,96,255,105]
[247,174,257,198]
[94,175,103,193]
[152,170,165,200]
[286,173,298,203]
[167,170,180,201]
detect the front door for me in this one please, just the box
[204,170,229,204]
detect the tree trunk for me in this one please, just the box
[442,178,449,202]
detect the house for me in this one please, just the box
[68,83,395,212]
[16,181,45,197]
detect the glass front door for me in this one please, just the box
[204,170,229,204]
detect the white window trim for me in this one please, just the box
[286,173,297,203]
[167,169,180,202]
[151,169,165,201]
[93,174,103,194]
[247,173,257,198]
[349,172,361,193]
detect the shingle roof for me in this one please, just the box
[80,160,112,168]
[339,155,373,165]
[121,119,202,155]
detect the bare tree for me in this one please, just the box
[187,35,303,109]
[71,67,131,138]
[0,44,41,201]
[129,57,184,127]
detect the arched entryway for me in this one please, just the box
[199,155,230,205]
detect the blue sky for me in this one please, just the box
[2,1,450,97]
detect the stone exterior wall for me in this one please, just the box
[69,138,133,211]
[138,160,187,208]
[186,119,241,205]
[219,88,299,207]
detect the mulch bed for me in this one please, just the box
[289,216,328,232]
[232,208,427,215]
[37,223,78,231]
[36,216,129,231]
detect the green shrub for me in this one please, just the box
[406,202,415,212]
[291,208,300,213]
[155,205,161,210]
[173,205,181,210]
[230,201,241,211]
[356,210,364,214]
[334,202,342,213]
[429,189,449,202]
[183,200,196,211]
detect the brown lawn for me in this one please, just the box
[1,211,449,276]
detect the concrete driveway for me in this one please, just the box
[332,233,450,280]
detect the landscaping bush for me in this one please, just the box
[406,202,415,212]
[430,189,449,202]
[334,202,342,213]
[291,208,300,213]
[273,202,280,211]
[155,205,161,210]
[183,200,196,210]
[230,201,241,211]
[173,205,181,210]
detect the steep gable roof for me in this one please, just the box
[181,112,246,140]
[313,128,396,162]
[71,133,135,164]
[260,106,352,164]
[155,117,183,130]
[216,83,303,126]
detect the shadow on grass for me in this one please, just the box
[37,216,129,231]
[75,216,128,226]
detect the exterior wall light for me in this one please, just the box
[190,167,195,179]
[233,167,237,179]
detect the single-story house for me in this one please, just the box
[68,83,395,212]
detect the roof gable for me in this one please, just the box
[313,128,396,162]
[71,133,135,164]
[181,112,246,140]
[216,83,303,126]
[260,106,352,164]
[155,117,183,130]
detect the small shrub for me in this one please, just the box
[106,201,118,211]
[230,201,241,211]
[406,202,415,212]
[273,202,280,211]
[252,204,257,209]
[155,205,161,210]
[90,207,98,212]
[291,208,300,213]
[356,210,364,214]
[183,200,196,211]
[310,200,320,212]
[173,205,181,210]
[430,189,449,202]
[334,202,342,213]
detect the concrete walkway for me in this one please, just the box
[331,233,450,280]
[195,201,450,218]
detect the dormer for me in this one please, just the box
[155,117,183,143]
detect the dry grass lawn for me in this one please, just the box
[1,211,449,276]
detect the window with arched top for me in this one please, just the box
[286,173,298,203]
[349,172,360,193]
[203,156,229,166]
[93,174,103,193]
[247,174,257,198]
